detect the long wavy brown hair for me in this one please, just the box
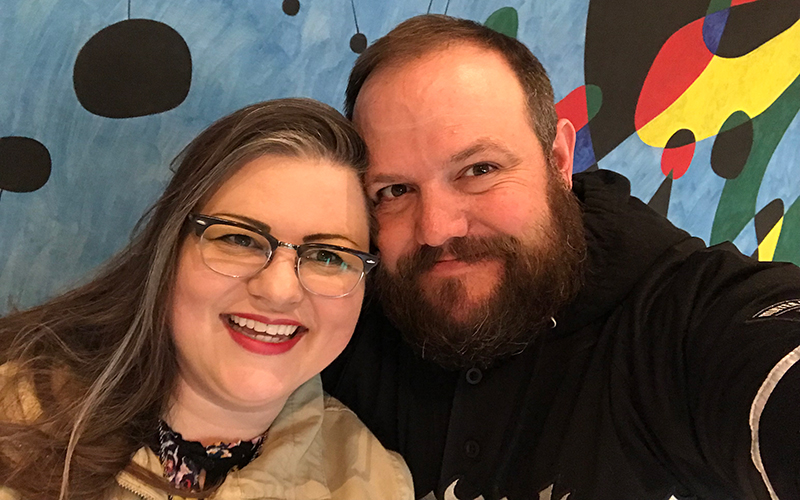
[0,98,368,500]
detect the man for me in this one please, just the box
[323,14,800,500]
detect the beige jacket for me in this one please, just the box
[0,372,413,500]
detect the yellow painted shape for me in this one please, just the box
[637,19,800,147]
[758,216,784,262]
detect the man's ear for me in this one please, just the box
[551,118,576,189]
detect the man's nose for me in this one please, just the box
[415,194,468,248]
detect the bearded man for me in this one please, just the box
[323,14,800,500]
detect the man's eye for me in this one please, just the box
[376,184,408,201]
[464,163,495,177]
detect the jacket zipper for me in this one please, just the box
[116,481,160,500]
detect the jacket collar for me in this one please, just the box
[555,170,701,335]
[116,375,332,500]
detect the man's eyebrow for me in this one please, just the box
[303,232,362,249]
[366,139,521,186]
[449,139,521,165]
[216,213,272,234]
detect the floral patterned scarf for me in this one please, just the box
[151,420,265,492]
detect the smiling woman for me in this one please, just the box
[0,99,412,500]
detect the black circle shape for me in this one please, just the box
[282,0,300,16]
[0,136,52,193]
[73,19,192,119]
[350,33,367,54]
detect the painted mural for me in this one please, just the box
[0,0,798,313]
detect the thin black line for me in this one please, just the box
[0,189,3,202]
[444,0,451,15]
[427,0,434,14]
[350,0,360,33]
[127,0,131,19]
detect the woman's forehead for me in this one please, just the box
[202,155,370,247]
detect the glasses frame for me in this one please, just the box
[187,213,379,298]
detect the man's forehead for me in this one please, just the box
[353,43,521,121]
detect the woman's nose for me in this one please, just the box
[245,248,305,307]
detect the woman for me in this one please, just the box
[0,99,412,499]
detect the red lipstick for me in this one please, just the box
[223,314,304,355]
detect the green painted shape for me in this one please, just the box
[485,7,519,39]
[710,75,800,245]
[719,110,750,133]
[773,197,800,264]
[586,85,603,122]
[707,0,731,15]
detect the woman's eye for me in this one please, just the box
[375,184,409,201]
[464,163,496,177]
[307,250,347,268]
[220,233,256,248]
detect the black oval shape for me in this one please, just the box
[665,128,695,149]
[0,136,52,193]
[711,114,753,179]
[715,0,800,58]
[755,199,785,244]
[350,33,367,54]
[73,19,192,118]
[282,0,300,16]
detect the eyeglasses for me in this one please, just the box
[187,214,379,298]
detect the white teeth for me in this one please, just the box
[263,324,300,336]
[229,315,300,338]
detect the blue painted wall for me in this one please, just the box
[1,0,798,313]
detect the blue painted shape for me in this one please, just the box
[757,107,800,221]
[703,8,729,54]
[732,217,758,256]
[666,136,726,243]
[573,125,596,173]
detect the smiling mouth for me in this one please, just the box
[225,314,305,344]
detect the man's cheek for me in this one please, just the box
[376,227,413,273]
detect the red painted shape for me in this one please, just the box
[661,142,696,179]
[635,18,714,130]
[730,0,758,5]
[556,86,589,129]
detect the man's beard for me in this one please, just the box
[373,167,587,370]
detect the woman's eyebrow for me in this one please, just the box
[303,232,361,248]
[215,213,272,234]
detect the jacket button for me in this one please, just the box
[465,367,483,385]
[464,440,480,459]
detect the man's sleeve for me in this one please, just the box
[676,245,800,499]
[749,321,800,499]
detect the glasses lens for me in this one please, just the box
[298,247,365,297]
[199,224,270,277]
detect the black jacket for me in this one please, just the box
[323,170,800,500]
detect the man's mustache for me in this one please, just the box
[401,236,522,274]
